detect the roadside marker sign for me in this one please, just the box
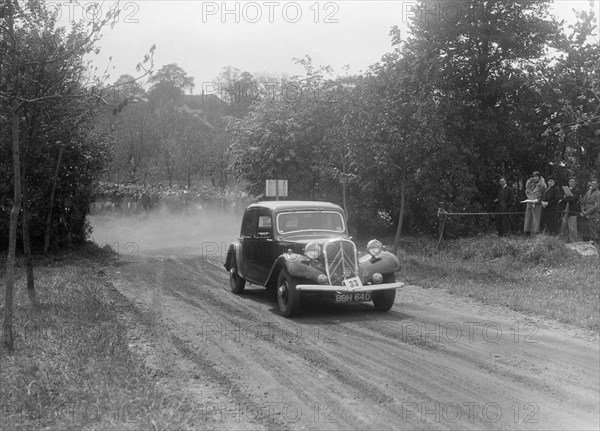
[266,180,288,200]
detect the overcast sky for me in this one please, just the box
[51,1,599,91]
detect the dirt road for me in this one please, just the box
[91,215,599,430]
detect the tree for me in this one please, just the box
[226,58,340,201]
[0,0,153,349]
[539,9,600,181]
[356,44,457,244]
[145,64,206,186]
[102,75,160,184]
[148,63,194,108]
[384,1,562,234]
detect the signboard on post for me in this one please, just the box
[266,180,288,200]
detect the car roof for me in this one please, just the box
[247,201,344,213]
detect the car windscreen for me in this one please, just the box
[276,211,345,234]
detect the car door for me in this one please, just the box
[252,208,276,283]
[238,208,257,281]
[239,207,275,285]
[240,207,275,285]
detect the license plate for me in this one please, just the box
[335,292,372,303]
[342,276,363,289]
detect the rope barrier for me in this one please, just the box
[437,209,570,217]
[438,210,525,216]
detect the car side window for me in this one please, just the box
[240,209,255,237]
[258,216,272,229]
[255,211,273,238]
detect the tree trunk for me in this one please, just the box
[392,161,407,256]
[342,177,348,221]
[187,157,192,188]
[43,144,65,253]
[165,151,173,187]
[22,156,36,305]
[341,157,349,221]
[22,103,39,305]
[4,101,22,350]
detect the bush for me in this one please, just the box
[0,127,111,252]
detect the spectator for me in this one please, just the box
[580,178,600,243]
[494,176,514,236]
[523,171,546,236]
[559,177,582,243]
[141,189,152,213]
[541,177,560,234]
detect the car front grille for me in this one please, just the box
[323,239,359,285]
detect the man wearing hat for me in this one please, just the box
[523,171,546,235]
[541,177,561,234]
[494,176,514,236]
[580,178,600,243]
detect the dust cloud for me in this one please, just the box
[88,209,241,260]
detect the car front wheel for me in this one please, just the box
[277,269,300,317]
[372,274,396,312]
[229,257,246,294]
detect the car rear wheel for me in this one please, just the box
[229,257,246,294]
[277,269,300,317]
[372,274,396,312]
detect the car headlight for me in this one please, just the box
[367,239,383,257]
[304,242,321,259]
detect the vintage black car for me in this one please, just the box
[224,201,404,317]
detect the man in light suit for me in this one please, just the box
[580,179,600,243]
[523,171,546,236]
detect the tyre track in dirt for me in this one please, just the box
[113,256,368,429]
[107,251,599,430]
[145,257,386,429]
[197,255,599,427]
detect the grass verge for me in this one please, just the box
[0,243,206,430]
[395,234,600,331]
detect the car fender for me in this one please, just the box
[224,241,245,278]
[264,253,323,288]
[359,250,400,279]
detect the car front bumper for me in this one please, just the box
[295,281,405,292]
